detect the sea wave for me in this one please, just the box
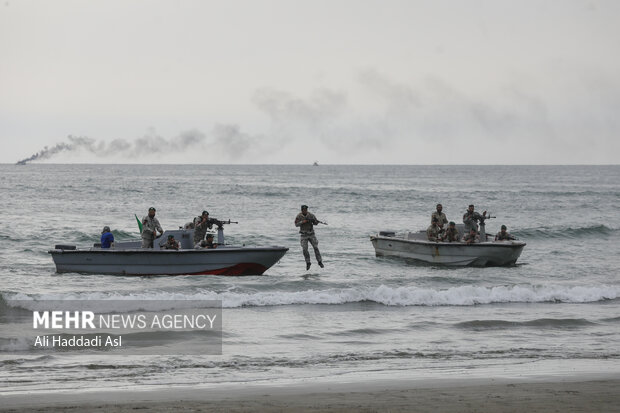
[454,318,597,330]
[3,284,619,309]
[515,224,616,239]
[68,229,137,243]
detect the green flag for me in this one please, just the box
[135,214,143,233]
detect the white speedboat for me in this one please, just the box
[49,222,288,276]
[370,224,525,266]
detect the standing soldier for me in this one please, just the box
[432,203,449,233]
[193,210,213,246]
[295,205,324,270]
[463,204,487,233]
[141,207,163,248]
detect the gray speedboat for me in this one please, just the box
[49,222,288,276]
[370,223,525,266]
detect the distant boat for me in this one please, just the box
[313,161,319,166]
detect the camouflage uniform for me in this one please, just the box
[463,232,479,244]
[463,211,485,233]
[193,216,213,246]
[431,211,448,228]
[295,212,322,265]
[141,215,163,248]
[426,224,440,241]
[495,231,515,241]
[163,238,180,250]
[442,227,460,242]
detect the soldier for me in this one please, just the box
[432,204,449,233]
[196,233,217,249]
[463,204,487,233]
[162,234,180,250]
[495,225,516,241]
[141,207,163,248]
[463,228,479,244]
[426,217,441,242]
[100,226,114,249]
[441,221,460,242]
[193,210,213,246]
[295,205,324,270]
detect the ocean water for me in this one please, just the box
[1,164,620,394]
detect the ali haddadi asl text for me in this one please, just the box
[34,334,121,348]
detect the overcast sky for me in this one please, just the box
[1,0,619,164]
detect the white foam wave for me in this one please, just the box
[4,284,620,309]
[0,337,33,352]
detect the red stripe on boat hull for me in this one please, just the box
[190,263,269,276]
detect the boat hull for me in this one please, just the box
[370,235,525,266]
[49,247,288,276]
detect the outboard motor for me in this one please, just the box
[479,221,486,241]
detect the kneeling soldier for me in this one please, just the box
[163,235,180,250]
[441,221,460,242]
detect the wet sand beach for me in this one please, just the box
[3,377,620,413]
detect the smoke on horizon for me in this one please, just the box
[15,128,260,164]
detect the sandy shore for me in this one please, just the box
[3,377,620,413]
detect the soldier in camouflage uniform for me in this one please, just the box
[193,210,213,246]
[495,225,516,241]
[441,221,460,242]
[295,205,324,270]
[162,235,180,250]
[463,204,487,233]
[141,207,163,248]
[426,217,441,242]
[463,228,480,244]
[431,204,449,233]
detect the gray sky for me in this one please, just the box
[1,0,619,164]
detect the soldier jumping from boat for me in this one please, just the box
[295,205,324,270]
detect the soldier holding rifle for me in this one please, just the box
[295,205,324,270]
[141,207,163,248]
[463,204,487,233]
[193,210,215,246]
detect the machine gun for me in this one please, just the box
[209,219,239,244]
[478,213,496,240]
[210,218,239,228]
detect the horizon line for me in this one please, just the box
[3,162,620,167]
